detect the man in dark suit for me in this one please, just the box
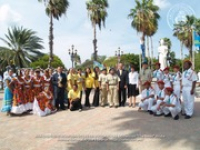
[52,67,67,110]
[117,63,128,107]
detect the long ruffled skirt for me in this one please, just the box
[1,87,13,112]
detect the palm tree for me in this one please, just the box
[0,27,44,68]
[128,0,160,61]
[173,21,186,71]
[39,0,69,67]
[86,0,109,61]
[173,15,196,61]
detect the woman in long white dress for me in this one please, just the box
[33,86,57,117]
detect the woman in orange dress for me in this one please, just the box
[33,86,57,117]
[23,69,34,110]
[32,69,42,98]
[10,70,26,114]
[41,69,52,92]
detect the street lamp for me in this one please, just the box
[68,45,77,68]
[115,47,123,64]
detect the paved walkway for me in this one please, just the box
[0,90,200,150]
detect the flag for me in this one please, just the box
[193,31,200,49]
[93,61,104,70]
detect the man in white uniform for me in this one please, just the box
[157,87,181,120]
[163,67,172,88]
[151,80,165,116]
[172,65,182,100]
[152,62,163,95]
[182,60,198,119]
[138,81,155,114]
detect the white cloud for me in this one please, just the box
[154,0,171,9]
[0,4,22,24]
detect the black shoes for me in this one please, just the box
[173,115,179,120]
[154,113,163,117]
[185,115,191,119]
[164,113,172,117]
[148,110,153,115]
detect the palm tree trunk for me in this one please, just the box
[181,42,184,72]
[93,23,97,61]
[49,12,54,68]
[150,36,153,69]
[18,55,23,68]
[147,36,150,66]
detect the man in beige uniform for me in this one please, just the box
[139,62,152,91]
[99,68,108,107]
[107,68,120,108]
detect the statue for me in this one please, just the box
[158,39,169,70]
[140,37,146,61]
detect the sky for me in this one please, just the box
[0,0,200,68]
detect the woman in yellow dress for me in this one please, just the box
[68,84,82,111]
[84,67,93,108]
[92,67,100,107]
[77,68,85,101]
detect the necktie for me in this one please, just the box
[184,70,188,78]
[147,90,149,97]
[168,97,171,104]
[159,90,162,97]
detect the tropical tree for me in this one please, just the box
[0,27,44,69]
[30,54,65,69]
[86,0,109,61]
[39,0,69,67]
[128,0,160,62]
[173,15,196,61]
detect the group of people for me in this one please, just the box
[138,60,197,120]
[0,60,198,120]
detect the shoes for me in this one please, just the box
[79,109,82,112]
[173,115,179,120]
[154,113,163,117]
[164,113,172,117]
[60,107,66,110]
[148,110,153,115]
[185,115,191,119]
[114,106,118,108]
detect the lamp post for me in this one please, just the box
[68,45,77,68]
[115,47,123,64]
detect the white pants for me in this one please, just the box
[151,100,163,115]
[182,87,194,116]
[173,85,181,100]
[139,98,155,111]
[162,106,181,118]
[154,83,160,96]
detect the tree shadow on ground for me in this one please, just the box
[67,141,132,150]
[109,101,200,150]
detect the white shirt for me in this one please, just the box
[182,68,198,87]
[163,73,172,87]
[157,89,165,100]
[163,94,181,109]
[171,72,182,86]
[153,69,163,81]
[129,71,139,87]
[141,88,154,99]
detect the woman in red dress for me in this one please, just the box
[23,69,34,110]
[41,69,52,92]
[33,86,57,117]
[10,70,26,114]
[32,69,42,98]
